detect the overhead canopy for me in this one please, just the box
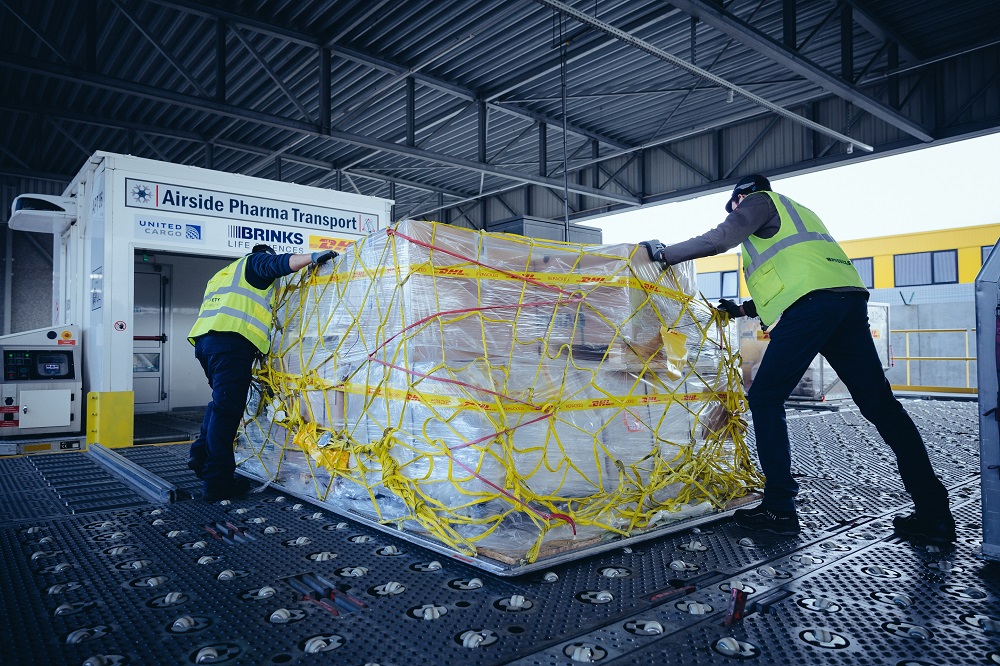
[1,0,998,229]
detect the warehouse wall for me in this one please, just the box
[1,175,67,335]
[875,284,978,390]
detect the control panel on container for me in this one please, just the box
[4,350,75,382]
[0,326,82,437]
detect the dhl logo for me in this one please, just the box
[871,329,881,338]
[309,236,355,251]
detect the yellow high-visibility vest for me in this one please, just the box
[187,255,275,353]
[741,191,865,326]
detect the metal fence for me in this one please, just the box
[890,327,978,395]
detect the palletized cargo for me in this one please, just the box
[236,220,761,573]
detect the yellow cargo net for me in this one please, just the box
[239,220,761,563]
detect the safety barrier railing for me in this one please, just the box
[890,327,977,395]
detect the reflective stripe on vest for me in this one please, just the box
[740,191,864,325]
[742,194,837,278]
[201,263,273,312]
[187,256,275,353]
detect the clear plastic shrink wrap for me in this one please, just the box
[236,220,760,564]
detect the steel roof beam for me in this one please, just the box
[0,54,638,205]
[0,106,546,207]
[665,0,935,142]
[0,102,204,142]
[342,169,469,200]
[229,25,314,123]
[485,6,681,102]
[142,0,629,150]
[109,0,210,98]
[0,0,70,64]
[536,0,877,151]
[330,44,628,149]
[841,0,919,61]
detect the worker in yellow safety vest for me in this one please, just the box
[641,175,955,545]
[187,244,337,501]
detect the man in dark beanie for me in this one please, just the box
[187,244,337,501]
[642,175,954,544]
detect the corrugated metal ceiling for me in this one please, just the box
[0,0,998,223]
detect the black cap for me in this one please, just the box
[251,244,276,255]
[725,175,771,213]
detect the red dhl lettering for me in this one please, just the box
[681,393,698,401]
[641,396,657,404]
[591,398,613,407]
[436,267,465,275]
[312,238,338,250]
[581,276,606,283]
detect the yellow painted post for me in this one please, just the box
[965,329,971,388]
[905,332,911,387]
[87,392,135,448]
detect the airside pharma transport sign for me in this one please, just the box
[126,178,380,253]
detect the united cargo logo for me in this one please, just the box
[137,219,184,237]
[134,216,204,243]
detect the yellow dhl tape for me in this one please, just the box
[340,381,726,412]
[306,263,693,302]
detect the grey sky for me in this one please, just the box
[583,132,1000,247]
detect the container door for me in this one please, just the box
[133,265,169,412]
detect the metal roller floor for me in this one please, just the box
[2,398,997,665]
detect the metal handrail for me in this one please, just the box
[891,327,977,393]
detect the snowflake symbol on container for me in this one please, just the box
[131,183,153,204]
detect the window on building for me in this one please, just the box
[851,257,874,289]
[697,270,739,300]
[894,250,958,287]
[984,245,995,266]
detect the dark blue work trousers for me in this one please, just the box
[746,290,949,516]
[191,332,258,488]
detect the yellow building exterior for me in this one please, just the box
[694,223,1000,298]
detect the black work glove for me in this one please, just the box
[638,239,667,264]
[717,299,742,318]
[310,250,339,266]
[717,299,757,319]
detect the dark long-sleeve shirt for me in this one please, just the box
[661,192,865,298]
[660,194,781,265]
[244,252,300,290]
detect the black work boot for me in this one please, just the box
[202,476,252,502]
[187,446,208,479]
[893,511,956,545]
[734,505,801,535]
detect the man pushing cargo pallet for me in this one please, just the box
[187,244,337,501]
[643,175,956,544]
